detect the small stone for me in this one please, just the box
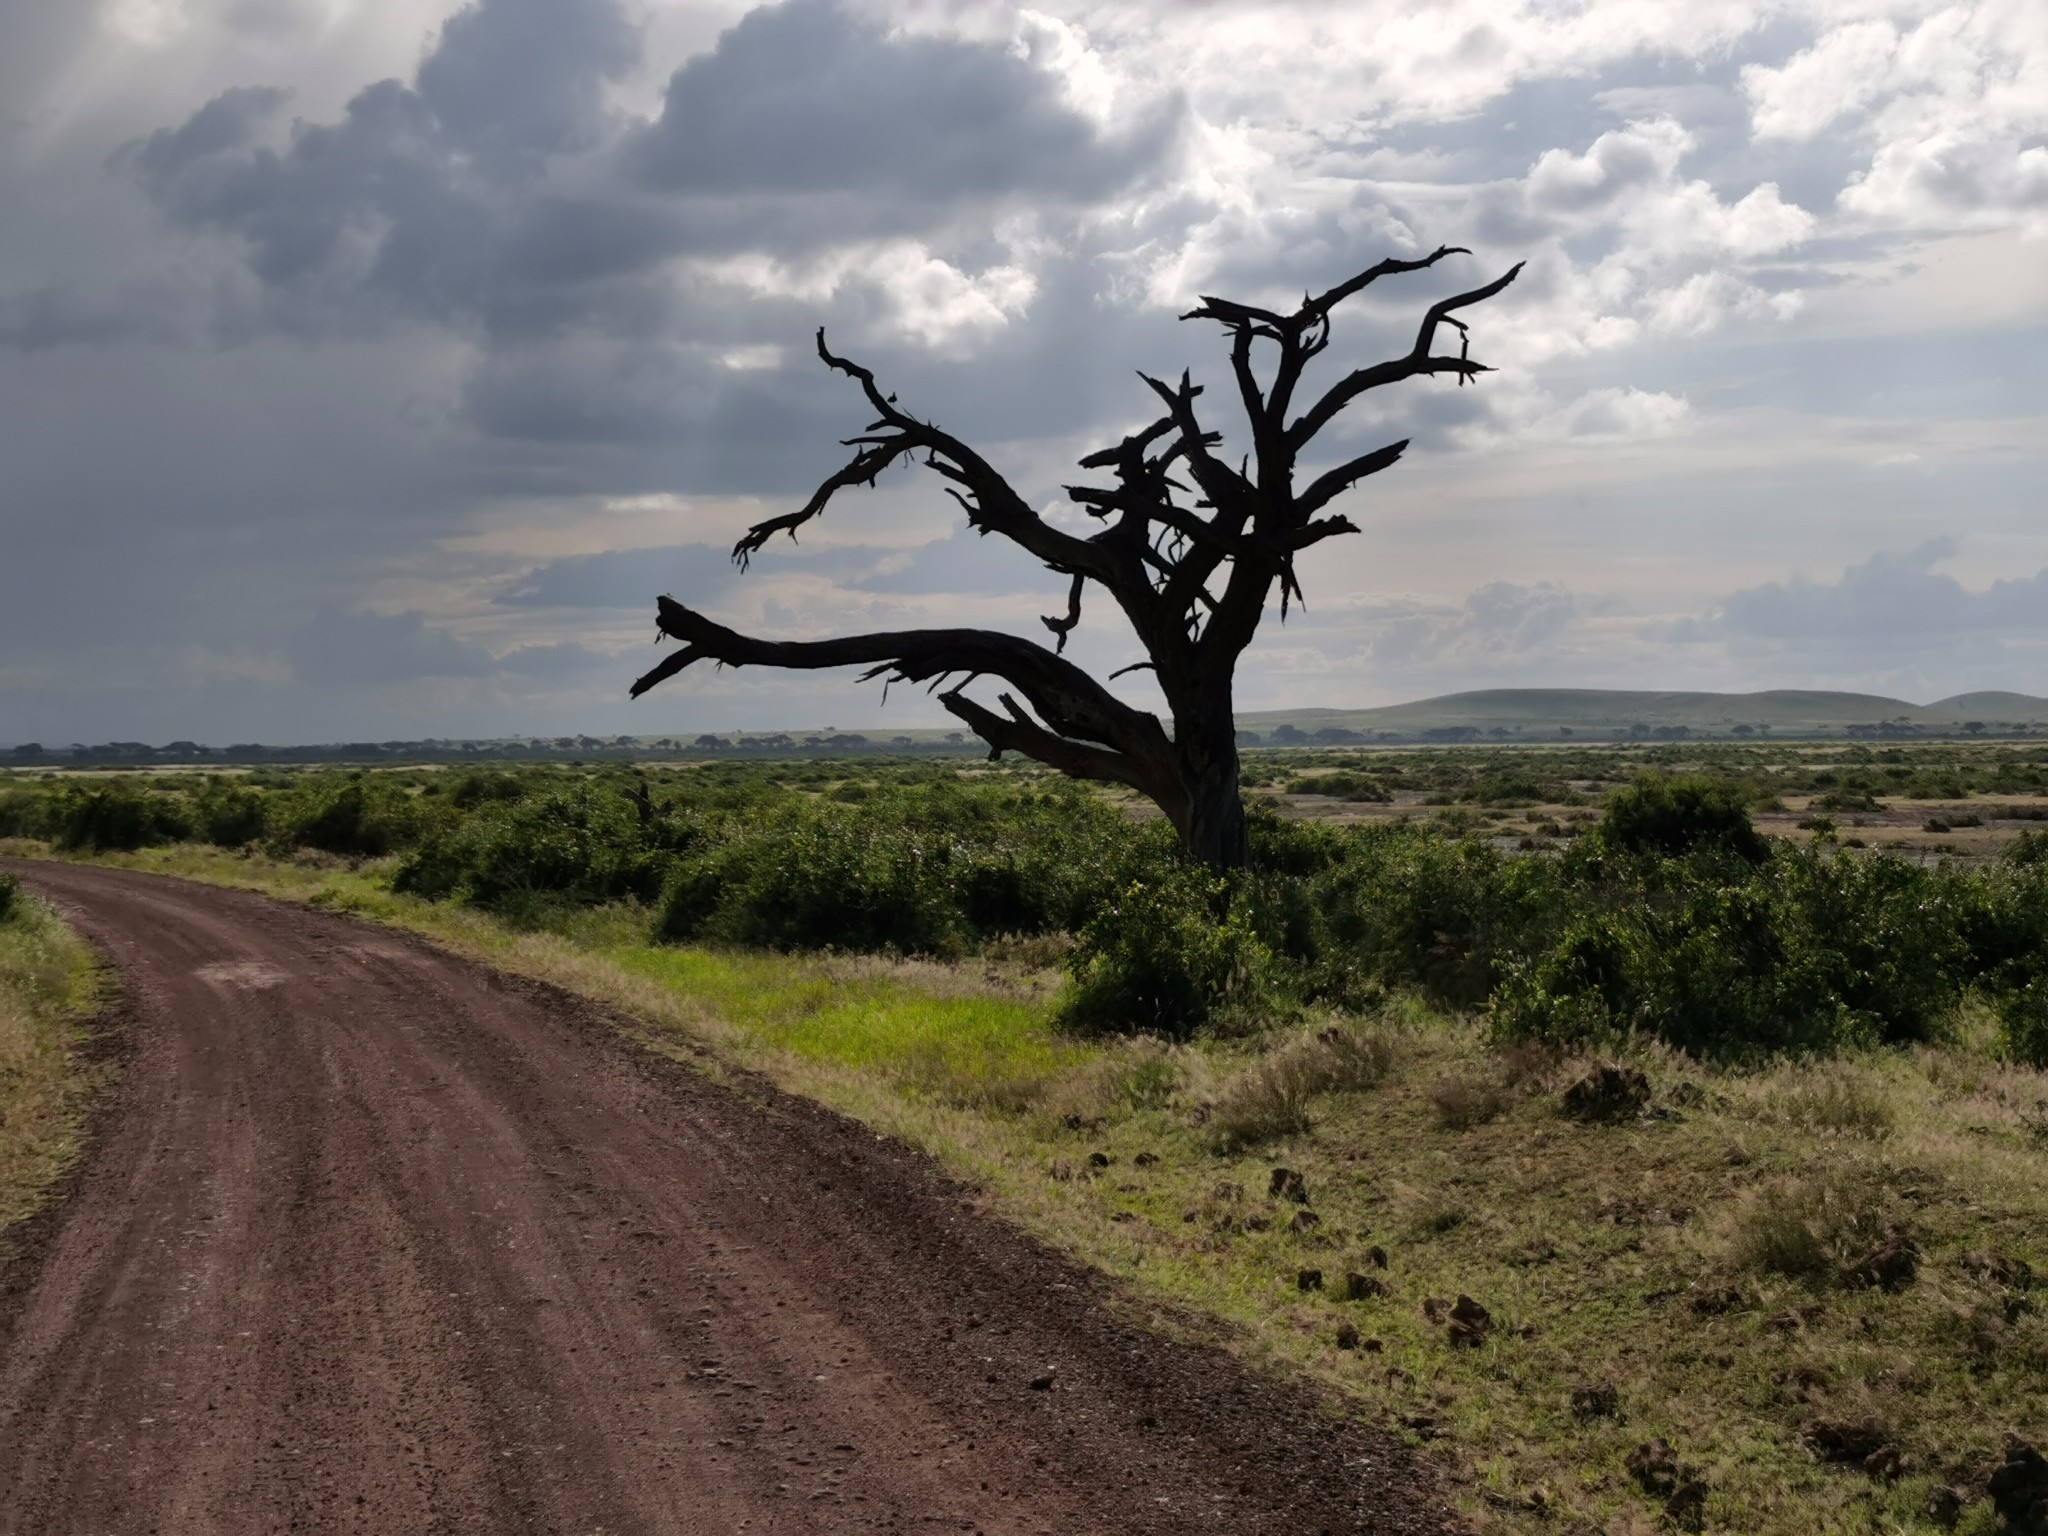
[1421,1296,1450,1324]
[1365,1244,1389,1269]
[1627,1437,1712,1525]
[1087,1151,1111,1168]
[1958,1250,2033,1290]
[1297,1268,1323,1292]
[1334,1322,1361,1350]
[1845,1224,1917,1291]
[1570,1381,1619,1421]
[1361,1337,1383,1353]
[1561,1062,1651,1123]
[1133,1151,1159,1167]
[1242,1215,1272,1233]
[1988,1437,2048,1536]
[1446,1294,1491,1347]
[1689,1285,1744,1316]
[1029,1370,1056,1391]
[1801,1418,1890,1465]
[1289,1210,1321,1235]
[1923,1484,1964,1527]
[1344,1273,1389,1301]
[1269,1167,1307,1203]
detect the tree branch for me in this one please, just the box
[1296,438,1408,518]
[938,690,1155,792]
[635,596,1172,767]
[1286,262,1523,450]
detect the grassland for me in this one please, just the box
[0,879,107,1240]
[11,834,2045,1536]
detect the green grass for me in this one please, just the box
[0,882,105,1235]
[13,838,2048,1534]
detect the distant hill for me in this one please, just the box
[8,689,2046,767]
[1237,688,2048,743]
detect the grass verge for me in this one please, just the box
[10,840,2047,1536]
[0,876,108,1239]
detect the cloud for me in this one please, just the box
[288,607,608,684]
[1706,540,2048,641]
[1352,580,1582,668]
[628,0,1178,208]
[1744,9,2048,236]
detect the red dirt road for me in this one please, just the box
[1,862,1454,1535]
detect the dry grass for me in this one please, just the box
[18,840,2048,1536]
[1205,1019,1402,1151]
[0,887,104,1234]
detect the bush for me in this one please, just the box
[46,783,191,852]
[266,776,428,859]
[192,781,268,847]
[0,789,49,840]
[398,782,668,915]
[1491,846,1968,1057]
[654,782,1144,956]
[1998,981,2048,1068]
[0,871,18,922]
[1284,771,1389,802]
[1602,772,1768,863]
[1058,870,1274,1039]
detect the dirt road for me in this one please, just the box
[1,862,1452,1535]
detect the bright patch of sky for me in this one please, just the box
[1,0,2044,742]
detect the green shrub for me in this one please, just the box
[1058,870,1274,1039]
[0,871,18,922]
[1284,771,1389,802]
[265,776,427,859]
[1998,980,2048,1068]
[46,783,191,852]
[1491,846,1968,1057]
[192,781,268,847]
[0,788,50,840]
[1602,771,1768,862]
[397,782,667,914]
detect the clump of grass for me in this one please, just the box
[1203,1020,1402,1151]
[1728,1168,1892,1282]
[1047,1035,1191,1121]
[1769,1068,1897,1139]
[1427,1072,1511,1130]
[1207,1056,1318,1151]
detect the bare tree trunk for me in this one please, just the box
[1164,686,1247,871]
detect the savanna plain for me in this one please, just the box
[4,739,2048,1536]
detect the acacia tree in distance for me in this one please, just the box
[631,248,1521,870]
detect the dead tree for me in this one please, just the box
[631,248,1520,870]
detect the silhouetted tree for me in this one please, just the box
[631,248,1520,868]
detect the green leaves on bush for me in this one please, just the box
[1490,846,1975,1056]
[45,784,191,852]
[264,776,426,859]
[1057,871,1272,1040]
[1600,771,1768,863]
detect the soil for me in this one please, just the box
[0,860,1456,1535]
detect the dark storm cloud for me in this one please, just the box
[629,0,1179,206]
[121,0,1178,343]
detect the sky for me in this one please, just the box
[1,0,2044,746]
